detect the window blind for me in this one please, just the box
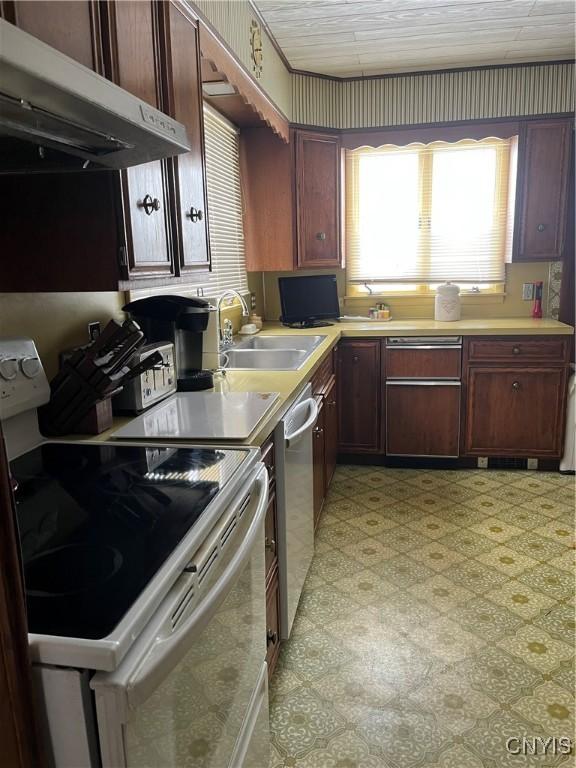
[346,138,512,287]
[203,104,248,295]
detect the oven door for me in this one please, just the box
[91,463,268,768]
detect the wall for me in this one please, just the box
[292,62,575,128]
[192,0,292,118]
[258,262,553,323]
[0,293,126,379]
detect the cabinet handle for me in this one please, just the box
[265,537,276,553]
[537,223,546,232]
[513,346,521,355]
[512,381,521,391]
[315,232,326,241]
[328,400,336,407]
[314,426,324,437]
[138,194,161,215]
[266,629,278,646]
[188,207,203,222]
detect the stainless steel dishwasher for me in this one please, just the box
[274,384,318,639]
[385,336,462,458]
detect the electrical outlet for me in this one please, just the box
[477,457,488,469]
[522,282,535,301]
[527,458,539,470]
[88,321,101,341]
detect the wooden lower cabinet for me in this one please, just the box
[265,566,281,678]
[262,436,281,678]
[313,397,326,530]
[386,382,461,457]
[323,376,338,490]
[337,340,381,453]
[464,366,568,458]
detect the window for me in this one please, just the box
[346,138,513,294]
[203,104,248,295]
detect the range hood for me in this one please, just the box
[0,19,191,173]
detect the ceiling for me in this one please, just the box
[253,0,576,77]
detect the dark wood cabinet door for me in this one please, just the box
[295,131,342,269]
[103,0,172,278]
[386,382,461,457]
[265,566,281,679]
[514,120,572,262]
[2,0,103,72]
[464,367,567,457]
[323,376,338,491]
[313,397,326,530]
[264,492,278,582]
[337,340,381,453]
[161,2,210,271]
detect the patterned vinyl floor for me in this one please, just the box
[268,466,575,768]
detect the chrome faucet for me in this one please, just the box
[216,290,249,351]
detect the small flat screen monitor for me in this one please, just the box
[278,274,340,328]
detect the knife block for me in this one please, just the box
[71,398,113,435]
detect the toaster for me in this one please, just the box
[113,342,176,414]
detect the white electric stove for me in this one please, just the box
[1,339,270,768]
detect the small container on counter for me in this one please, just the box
[435,282,461,322]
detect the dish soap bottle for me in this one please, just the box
[532,281,543,318]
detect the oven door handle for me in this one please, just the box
[285,397,318,447]
[125,466,268,708]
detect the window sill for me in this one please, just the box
[345,292,506,305]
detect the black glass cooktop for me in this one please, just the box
[11,443,247,640]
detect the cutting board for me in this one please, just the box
[112,392,279,441]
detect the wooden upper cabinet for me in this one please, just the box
[512,119,572,262]
[101,0,172,278]
[1,0,103,72]
[159,2,210,271]
[295,131,342,269]
[240,128,343,272]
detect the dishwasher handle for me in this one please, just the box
[285,397,318,447]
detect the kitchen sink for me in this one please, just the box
[233,335,326,353]
[223,349,310,370]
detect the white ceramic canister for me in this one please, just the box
[435,282,461,322]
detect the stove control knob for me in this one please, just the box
[0,357,18,380]
[20,356,41,378]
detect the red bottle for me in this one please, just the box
[532,281,543,319]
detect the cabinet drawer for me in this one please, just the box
[464,367,567,457]
[264,493,278,583]
[311,350,334,395]
[386,346,461,379]
[386,382,461,457]
[265,567,281,678]
[466,337,569,364]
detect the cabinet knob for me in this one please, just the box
[266,629,278,646]
[328,399,336,407]
[314,426,323,437]
[513,346,521,355]
[537,223,546,232]
[188,207,203,222]
[512,381,521,391]
[353,356,359,362]
[265,537,276,553]
[315,231,326,241]
[138,194,161,215]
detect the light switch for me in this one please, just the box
[522,283,535,301]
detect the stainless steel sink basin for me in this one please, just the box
[223,349,309,370]
[233,335,326,353]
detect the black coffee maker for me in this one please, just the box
[123,296,215,391]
